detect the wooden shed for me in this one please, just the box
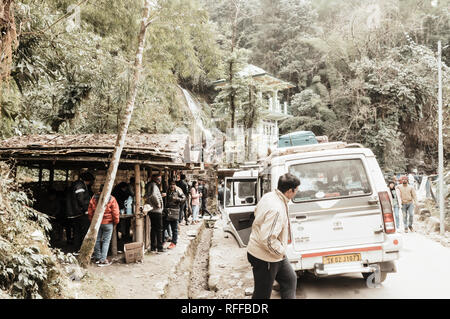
[0,133,198,254]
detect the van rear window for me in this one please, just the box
[289,159,372,202]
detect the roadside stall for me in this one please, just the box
[0,133,198,256]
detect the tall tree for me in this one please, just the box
[78,0,154,268]
[212,48,248,129]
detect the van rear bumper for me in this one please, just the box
[313,262,378,276]
[288,234,402,274]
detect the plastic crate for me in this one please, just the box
[124,242,144,263]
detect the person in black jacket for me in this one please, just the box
[164,181,186,249]
[199,179,213,218]
[218,181,225,208]
[176,174,189,225]
[65,172,95,252]
[112,181,134,248]
[112,182,133,213]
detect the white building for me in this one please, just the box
[213,64,295,163]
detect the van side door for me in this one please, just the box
[223,177,257,247]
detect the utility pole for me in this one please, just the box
[437,40,445,236]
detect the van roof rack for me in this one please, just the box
[267,141,348,159]
[344,143,364,148]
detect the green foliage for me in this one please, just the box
[250,0,322,86]
[1,0,222,136]
[0,163,76,299]
[203,0,449,171]
[1,0,448,173]
[281,88,336,136]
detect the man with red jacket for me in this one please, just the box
[88,185,120,267]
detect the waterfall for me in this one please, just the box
[180,87,215,161]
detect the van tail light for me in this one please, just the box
[378,191,396,234]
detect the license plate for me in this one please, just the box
[323,253,361,264]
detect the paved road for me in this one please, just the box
[286,232,450,299]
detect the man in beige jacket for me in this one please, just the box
[247,173,300,299]
[397,175,417,233]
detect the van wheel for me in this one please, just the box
[362,271,387,283]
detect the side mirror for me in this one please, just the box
[245,197,254,204]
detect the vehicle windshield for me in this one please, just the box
[289,159,372,202]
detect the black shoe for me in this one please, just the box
[157,248,167,253]
[409,226,414,232]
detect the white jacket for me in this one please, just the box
[247,189,292,263]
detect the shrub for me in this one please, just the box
[0,163,76,299]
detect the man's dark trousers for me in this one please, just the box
[73,214,90,251]
[201,202,213,217]
[179,201,187,223]
[247,252,297,299]
[149,212,163,251]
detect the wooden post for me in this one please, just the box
[165,168,169,187]
[38,165,43,188]
[10,163,17,182]
[111,224,118,257]
[134,164,143,243]
[49,164,54,188]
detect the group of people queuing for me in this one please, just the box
[145,173,214,254]
[387,170,418,233]
[38,170,213,267]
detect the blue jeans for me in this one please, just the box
[393,205,400,228]
[94,223,114,262]
[192,205,199,221]
[402,203,414,229]
[164,219,179,244]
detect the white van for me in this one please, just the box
[223,142,402,284]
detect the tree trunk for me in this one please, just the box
[77,0,153,268]
[0,0,17,118]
